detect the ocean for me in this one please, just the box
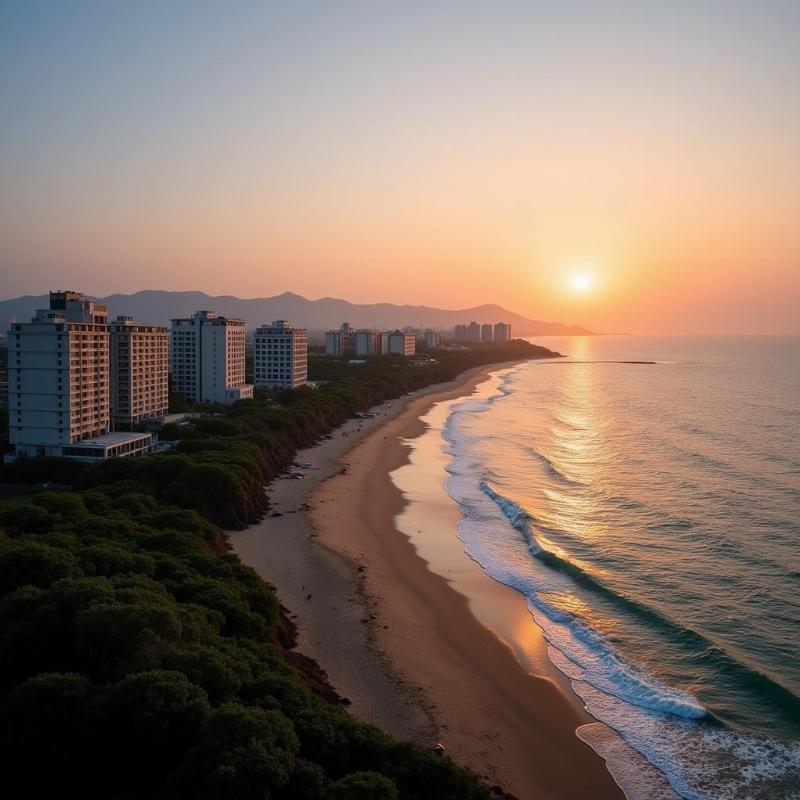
[437,336,800,800]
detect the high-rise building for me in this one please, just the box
[325,330,345,356]
[481,324,494,343]
[493,322,512,343]
[254,320,308,389]
[466,321,481,342]
[454,324,467,341]
[170,311,253,405]
[377,332,391,354]
[109,316,169,429]
[354,330,381,356]
[424,331,443,348]
[324,323,355,356]
[6,291,156,461]
[387,330,416,356]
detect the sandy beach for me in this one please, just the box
[232,364,624,800]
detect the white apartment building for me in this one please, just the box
[466,321,481,342]
[254,320,308,389]
[424,331,444,348]
[325,323,355,356]
[326,324,415,357]
[110,316,169,429]
[324,330,345,357]
[170,311,253,405]
[493,322,512,342]
[481,323,494,343]
[354,330,382,356]
[387,330,416,356]
[6,291,155,461]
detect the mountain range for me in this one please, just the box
[0,290,594,336]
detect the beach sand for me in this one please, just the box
[232,365,624,799]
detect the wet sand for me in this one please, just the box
[232,365,624,799]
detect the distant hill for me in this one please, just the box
[0,290,594,336]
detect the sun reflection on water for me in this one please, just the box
[542,337,612,548]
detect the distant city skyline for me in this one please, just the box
[1,1,799,334]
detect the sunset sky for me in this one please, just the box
[1,1,798,334]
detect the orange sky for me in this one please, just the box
[1,1,798,333]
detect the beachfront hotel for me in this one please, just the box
[109,316,169,429]
[169,311,254,405]
[5,291,157,461]
[254,320,308,389]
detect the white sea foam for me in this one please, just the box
[478,480,707,720]
[576,722,682,800]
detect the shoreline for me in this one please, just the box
[231,363,624,799]
[231,365,514,741]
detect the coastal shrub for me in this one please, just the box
[0,502,54,536]
[194,416,243,437]
[97,669,210,792]
[168,704,299,799]
[0,503,492,800]
[78,541,157,577]
[30,490,90,520]
[0,672,95,782]
[163,643,244,702]
[75,601,184,677]
[115,491,158,515]
[280,757,328,800]
[0,539,81,593]
[327,771,399,800]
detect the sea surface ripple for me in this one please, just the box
[442,335,800,800]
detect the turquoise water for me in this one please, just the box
[442,336,800,799]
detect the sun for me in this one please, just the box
[570,272,593,292]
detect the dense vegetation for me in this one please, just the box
[0,341,557,799]
[0,490,495,799]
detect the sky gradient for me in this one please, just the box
[1,0,798,333]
